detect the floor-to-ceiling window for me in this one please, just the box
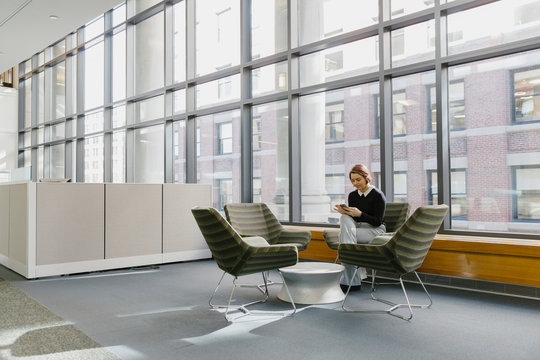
[15,0,540,237]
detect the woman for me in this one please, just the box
[334,164,386,291]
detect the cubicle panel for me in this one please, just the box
[105,184,162,259]
[162,184,212,253]
[0,185,9,256]
[9,184,28,265]
[36,183,105,265]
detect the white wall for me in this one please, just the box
[0,87,18,173]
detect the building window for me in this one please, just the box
[514,68,540,123]
[513,166,540,221]
[253,177,262,203]
[428,169,467,219]
[393,91,407,136]
[218,122,232,154]
[325,103,344,143]
[196,127,201,157]
[325,51,343,72]
[428,81,465,132]
[218,76,232,99]
[253,117,261,151]
[394,172,408,203]
[217,178,233,211]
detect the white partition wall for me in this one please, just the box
[105,184,162,260]
[0,182,212,278]
[0,185,9,257]
[36,184,105,265]
[9,184,30,270]
[162,184,212,262]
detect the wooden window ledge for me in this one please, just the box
[285,226,540,287]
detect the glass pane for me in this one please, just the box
[70,54,77,115]
[24,59,32,74]
[391,0,434,19]
[24,131,31,147]
[196,0,240,76]
[24,78,32,128]
[113,4,126,27]
[196,74,240,109]
[24,150,31,167]
[112,131,125,183]
[113,30,126,102]
[135,95,164,123]
[515,167,540,220]
[448,0,540,56]
[392,71,436,212]
[135,0,161,14]
[298,0,378,46]
[51,123,65,141]
[173,1,186,83]
[50,61,65,120]
[37,127,44,145]
[84,41,104,110]
[392,20,435,68]
[134,125,164,183]
[68,33,78,50]
[84,111,104,134]
[38,52,45,67]
[173,121,186,183]
[37,71,44,124]
[37,146,44,180]
[252,101,289,221]
[52,40,66,58]
[84,135,104,183]
[50,143,65,179]
[449,49,540,234]
[300,82,380,223]
[251,0,287,59]
[299,37,378,88]
[135,12,164,95]
[196,110,241,211]
[514,68,540,123]
[252,61,288,97]
[112,106,126,128]
[85,16,104,40]
[173,89,186,114]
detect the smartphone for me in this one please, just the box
[339,204,347,208]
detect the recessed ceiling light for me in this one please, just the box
[49,15,59,20]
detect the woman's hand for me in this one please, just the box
[334,204,362,217]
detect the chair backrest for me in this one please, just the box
[191,207,247,275]
[383,202,410,232]
[389,204,448,274]
[224,203,283,244]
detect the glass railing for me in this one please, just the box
[0,166,32,183]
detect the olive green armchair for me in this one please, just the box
[191,206,298,321]
[338,204,448,320]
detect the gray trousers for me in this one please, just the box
[339,215,386,286]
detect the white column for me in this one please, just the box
[300,92,331,222]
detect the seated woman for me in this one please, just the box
[334,164,386,291]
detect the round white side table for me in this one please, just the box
[277,262,345,304]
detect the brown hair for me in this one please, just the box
[349,164,372,183]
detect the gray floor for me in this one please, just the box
[1,260,540,360]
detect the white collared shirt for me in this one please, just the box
[358,184,374,197]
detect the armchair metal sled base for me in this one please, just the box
[341,267,432,321]
[209,271,296,322]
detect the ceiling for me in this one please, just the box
[0,0,123,74]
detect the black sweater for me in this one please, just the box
[347,187,386,227]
